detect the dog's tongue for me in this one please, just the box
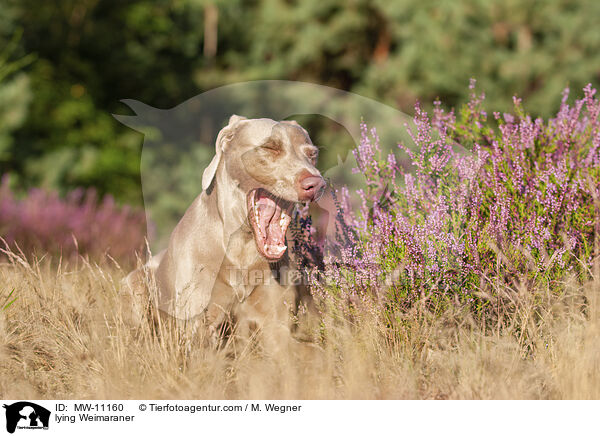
[267,207,284,245]
[256,196,277,236]
[255,193,289,258]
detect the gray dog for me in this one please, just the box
[122,115,326,350]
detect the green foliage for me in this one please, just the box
[0,0,208,203]
[1,288,16,311]
[0,30,34,166]
[208,0,600,117]
[1,0,600,208]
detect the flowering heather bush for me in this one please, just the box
[0,176,146,263]
[309,82,600,316]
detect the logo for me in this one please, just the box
[2,402,50,434]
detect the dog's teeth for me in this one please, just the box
[266,245,286,255]
[279,211,290,227]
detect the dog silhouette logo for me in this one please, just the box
[2,402,50,434]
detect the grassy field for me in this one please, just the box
[2,82,599,400]
[1,245,599,400]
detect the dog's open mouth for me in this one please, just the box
[247,188,295,261]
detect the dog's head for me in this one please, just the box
[202,115,326,261]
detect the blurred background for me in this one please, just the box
[1,0,599,262]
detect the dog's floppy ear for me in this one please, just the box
[229,114,247,125]
[202,115,247,191]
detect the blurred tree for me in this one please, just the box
[0,30,34,172]
[201,0,600,115]
[0,0,208,203]
[0,0,599,207]
[361,0,600,114]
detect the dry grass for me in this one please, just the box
[1,248,599,400]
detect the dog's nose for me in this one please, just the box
[297,172,326,202]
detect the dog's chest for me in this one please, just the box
[218,227,273,299]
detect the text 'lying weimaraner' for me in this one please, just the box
[122,115,326,351]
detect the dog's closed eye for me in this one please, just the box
[261,139,283,155]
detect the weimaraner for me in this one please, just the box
[122,115,326,350]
